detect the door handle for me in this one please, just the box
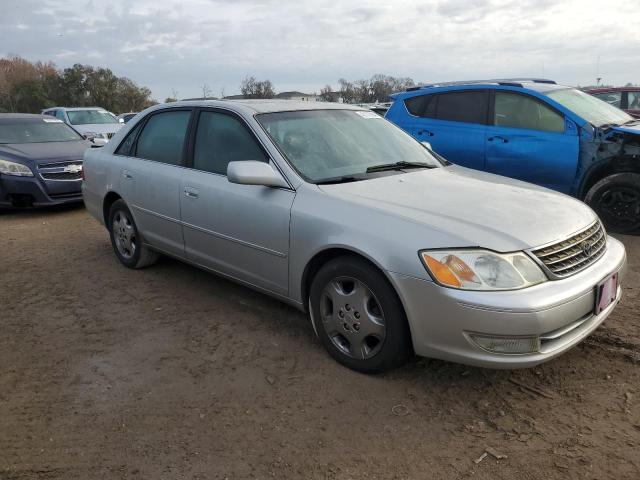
[417,129,434,137]
[123,170,133,179]
[184,187,199,199]
[488,136,509,143]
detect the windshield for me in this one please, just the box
[0,119,82,144]
[67,109,118,125]
[256,109,441,183]
[545,88,633,127]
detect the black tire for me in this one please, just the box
[309,256,412,373]
[108,199,158,269]
[584,173,640,234]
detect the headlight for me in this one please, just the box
[420,249,547,290]
[0,159,33,177]
[84,132,105,140]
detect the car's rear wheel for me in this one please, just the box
[108,199,158,268]
[309,256,412,373]
[585,173,640,234]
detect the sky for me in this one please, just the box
[1,0,639,101]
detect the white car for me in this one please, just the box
[42,107,123,145]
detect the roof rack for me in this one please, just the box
[406,78,556,91]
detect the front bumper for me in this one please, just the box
[0,174,83,208]
[390,236,627,368]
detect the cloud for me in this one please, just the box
[1,0,638,101]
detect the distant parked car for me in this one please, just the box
[355,102,392,116]
[386,79,640,233]
[83,100,626,373]
[0,114,90,208]
[585,87,640,118]
[41,107,123,145]
[117,112,138,124]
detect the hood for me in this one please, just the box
[71,123,122,135]
[0,141,89,165]
[319,165,597,252]
[609,123,640,136]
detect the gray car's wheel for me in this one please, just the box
[585,173,640,234]
[309,256,412,373]
[108,199,158,269]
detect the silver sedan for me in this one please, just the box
[82,100,626,373]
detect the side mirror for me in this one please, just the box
[421,141,433,150]
[118,118,125,124]
[227,161,289,188]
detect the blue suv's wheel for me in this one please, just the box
[585,173,640,233]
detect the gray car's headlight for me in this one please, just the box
[84,132,105,140]
[420,249,547,290]
[0,159,34,177]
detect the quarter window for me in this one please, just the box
[405,95,432,117]
[193,111,267,175]
[135,110,191,165]
[115,122,143,156]
[436,91,488,124]
[494,92,565,133]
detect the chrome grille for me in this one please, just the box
[39,160,81,169]
[531,221,606,278]
[38,161,83,181]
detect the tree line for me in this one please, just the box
[0,56,155,114]
[238,74,416,103]
[0,56,418,114]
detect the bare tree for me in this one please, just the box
[240,76,275,99]
[319,85,337,102]
[201,83,212,99]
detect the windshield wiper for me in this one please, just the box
[315,175,361,185]
[366,161,436,173]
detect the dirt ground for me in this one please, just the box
[1,204,639,480]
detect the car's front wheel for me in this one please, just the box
[585,173,640,234]
[108,199,158,269]
[309,256,412,373]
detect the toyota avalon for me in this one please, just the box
[82,101,627,372]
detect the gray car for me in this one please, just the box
[82,100,627,373]
[42,107,123,145]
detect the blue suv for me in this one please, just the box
[386,79,640,233]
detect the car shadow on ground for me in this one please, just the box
[0,201,86,218]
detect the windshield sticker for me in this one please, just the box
[43,118,63,123]
[355,111,382,119]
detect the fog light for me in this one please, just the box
[468,334,540,354]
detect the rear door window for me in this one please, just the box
[134,110,192,165]
[435,91,488,124]
[404,95,435,117]
[628,91,640,109]
[494,92,565,133]
[593,91,622,108]
[192,110,268,175]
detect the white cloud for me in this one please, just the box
[1,0,638,100]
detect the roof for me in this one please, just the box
[43,106,108,111]
[584,87,639,93]
[172,99,362,114]
[275,91,316,98]
[393,78,569,98]
[0,113,52,123]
